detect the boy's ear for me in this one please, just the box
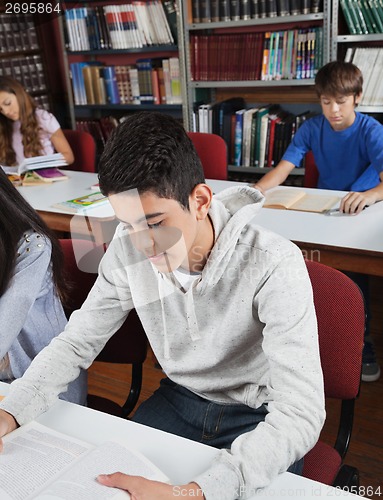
[190,184,213,220]
[355,92,362,105]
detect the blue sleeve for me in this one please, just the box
[281,120,312,167]
[351,119,383,191]
[365,121,383,174]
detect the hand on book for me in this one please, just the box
[0,409,18,452]
[97,473,205,499]
[340,191,376,214]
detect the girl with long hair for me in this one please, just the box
[0,168,87,404]
[0,76,74,166]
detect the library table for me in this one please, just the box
[209,180,383,277]
[0,381,366,499]
[18,173,383,276]
[18,170,117,245]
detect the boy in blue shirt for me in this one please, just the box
[253,61,383,381]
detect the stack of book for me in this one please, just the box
[345,47,383,106]
[191,0,322,23]
[70,57,182,106]
[340,0,383,34]
[64,1,176,51]
[190,27,323,81]
[2,153,68,186]
[193,99,317,168]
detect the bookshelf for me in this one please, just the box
[331,0,383,112]
[178,0,331,181]
[0,10,53,111]
[59,0,183,135]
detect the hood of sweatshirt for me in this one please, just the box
[154,186,264,358]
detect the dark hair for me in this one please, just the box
[0,168,68,302]
[0,76,43,166]
[315,61,363,98]
[98,112,205,210]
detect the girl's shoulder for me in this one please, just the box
[17,231,51,258]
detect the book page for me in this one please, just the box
[0,421,169,499]
[0,422,92,499]
[264,189,306,209]
[40,441,169,500]
[290,193,340,213]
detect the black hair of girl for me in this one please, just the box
[0,168,68,302]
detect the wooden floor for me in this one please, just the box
[88,275,383,498]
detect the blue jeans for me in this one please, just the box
[132,378,303,475]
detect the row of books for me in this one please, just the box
[0,13,39,53]
[191,0,322,22]
[64,1,176,51]
[0,54,47,94]
[345,47,383,106]
[70,57,182,106]
[190,27,323,81]
[76,117,120,156]
[340,0,383,34]
[193,98,316,168]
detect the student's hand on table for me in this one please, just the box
[340,191,376,214]
[0,409,18,452]
[97,473,205,499]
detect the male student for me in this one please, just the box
[0,113,325,500]
[253,61,383,382]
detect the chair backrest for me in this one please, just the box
[306,260,364,399]
[59,238,148,417]
[63,129,96,173]
[187,131,228,180]
[303,151,319,188]
[303,260,364,486]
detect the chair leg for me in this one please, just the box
[121,362,143,418]
[333,465,360,488]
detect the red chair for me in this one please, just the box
[303,260,364,487]
[60,238,148,418]
[303,151,319,188]
[63,129,97,173]
[187,131,228,180]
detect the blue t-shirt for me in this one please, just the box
[282,113,383,191]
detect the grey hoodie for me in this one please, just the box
[0,186,325,499]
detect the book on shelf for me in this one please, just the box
[1,153,68,176]
[0,421,169,499]
[264,189,340,213]
[52,191,109,213]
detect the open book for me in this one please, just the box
[0,421,169,499]
[1,153,68,176]
[264,188,340,213]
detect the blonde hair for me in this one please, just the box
[0,76,43,166]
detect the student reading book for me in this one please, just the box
[0,76,74,167]
[264,188,339,213]
[0,113,325,500]
[252,61,383,382]
[0,421,168,499]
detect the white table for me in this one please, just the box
[209,180,383,277]
[0,382,365,499]
[19,173,383,276]
[18,170,117,245]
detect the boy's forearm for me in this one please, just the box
[365,181,383,203]
[253,161,296,193]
